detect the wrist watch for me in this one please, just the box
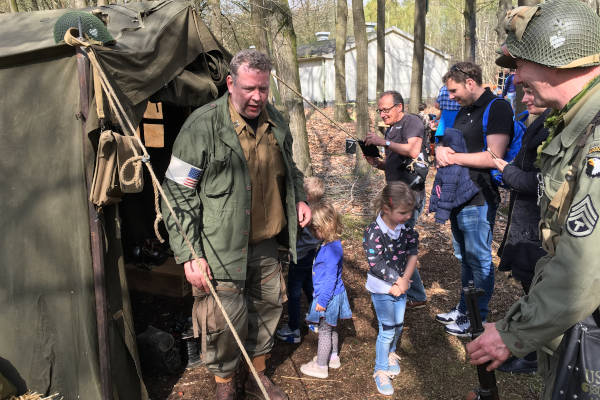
[385,140,391,148]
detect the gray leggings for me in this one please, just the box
[316,318,339,367]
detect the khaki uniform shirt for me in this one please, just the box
[496,82,600,361]
[228,100,287,244]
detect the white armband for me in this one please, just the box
[165,155,203,189]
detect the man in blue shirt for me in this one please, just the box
[434,85,461,141]
[502,69,517,111]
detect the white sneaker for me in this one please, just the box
[276,324,301,344]
[373,370,394,396]
[435,307,464,325]
[329,353,341,369]
[300,358,328,378]
[445,315,471,338]
[387,352,401,376]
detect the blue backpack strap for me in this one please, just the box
[482,97,501,135]
[516,110,529,123]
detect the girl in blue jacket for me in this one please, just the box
[300,201,352,379]
[363,182,419,396]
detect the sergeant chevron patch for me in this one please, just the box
[566,195,598,237]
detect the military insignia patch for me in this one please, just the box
[586,156,600,177]
[566,195,598,237]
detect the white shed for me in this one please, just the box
[297,26,450,104]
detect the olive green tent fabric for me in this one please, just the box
[0,2,228,399]
[0,56,111,400]
[0,1,229,107]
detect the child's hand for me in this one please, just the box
[389,285,402,297]
[395,276,412,294]
[315,303,326,312]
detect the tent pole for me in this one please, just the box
[76,44,113,400]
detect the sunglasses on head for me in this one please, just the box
[451,65,472,79]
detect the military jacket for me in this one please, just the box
[497,83,600,358]
[161,93,306,281]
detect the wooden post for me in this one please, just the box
[75,44,113,400]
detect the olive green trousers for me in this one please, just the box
[194,238,284,378]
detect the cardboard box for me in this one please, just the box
[125,257,191,297]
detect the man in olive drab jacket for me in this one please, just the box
[466,1,600,398]
[162,50,311,400]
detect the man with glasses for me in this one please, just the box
[434,62,513,337]
[364,90,428,310]
[467,1,600,397]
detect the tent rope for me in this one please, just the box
[78,45,270,400]
[271,72,360,141]
[119,155,144,188]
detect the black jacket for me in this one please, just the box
[498,109,551,288]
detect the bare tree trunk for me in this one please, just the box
[97,0,108,6]
[376,0,385,100]
[74,0,87,8]
[9,0,18,12]
[251,0,269,53]
[270,0,313,176]
[207,0,223,45]
[495,0,512,45]
[352,0,371,176]
[256,0,286,118]
[334,0,351,122]
[464,0,476,62]
[408,0,426,113]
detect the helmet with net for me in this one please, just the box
[53,11,115,45]
[496,0,600,69]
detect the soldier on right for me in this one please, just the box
[466,0,600,398]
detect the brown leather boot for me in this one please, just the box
[244,370,288,400]
[215,376,237,400]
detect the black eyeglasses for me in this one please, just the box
[451,64,472,79]
[376,104,399,114]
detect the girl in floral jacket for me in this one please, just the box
[363,182,419,396]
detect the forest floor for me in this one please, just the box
[134,106,543,400]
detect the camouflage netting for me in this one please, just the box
[505,0,600,68]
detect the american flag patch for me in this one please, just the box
[165,155,203,189]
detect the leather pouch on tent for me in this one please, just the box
[90,130,145,207]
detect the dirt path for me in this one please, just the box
[140,108,542,399]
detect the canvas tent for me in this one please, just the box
[0,2,229,399]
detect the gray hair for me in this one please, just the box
[379,90,404,107]
[230,50,272,81]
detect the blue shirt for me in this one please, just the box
[503,74,516,96]
[312,240,346,308]
[437,85,461,111]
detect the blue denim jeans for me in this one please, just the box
[286,250,315,330]
[405,194,427,302]
[450,203,497,321]
[371,293,406,373]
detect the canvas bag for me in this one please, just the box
[90,130,144,206]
